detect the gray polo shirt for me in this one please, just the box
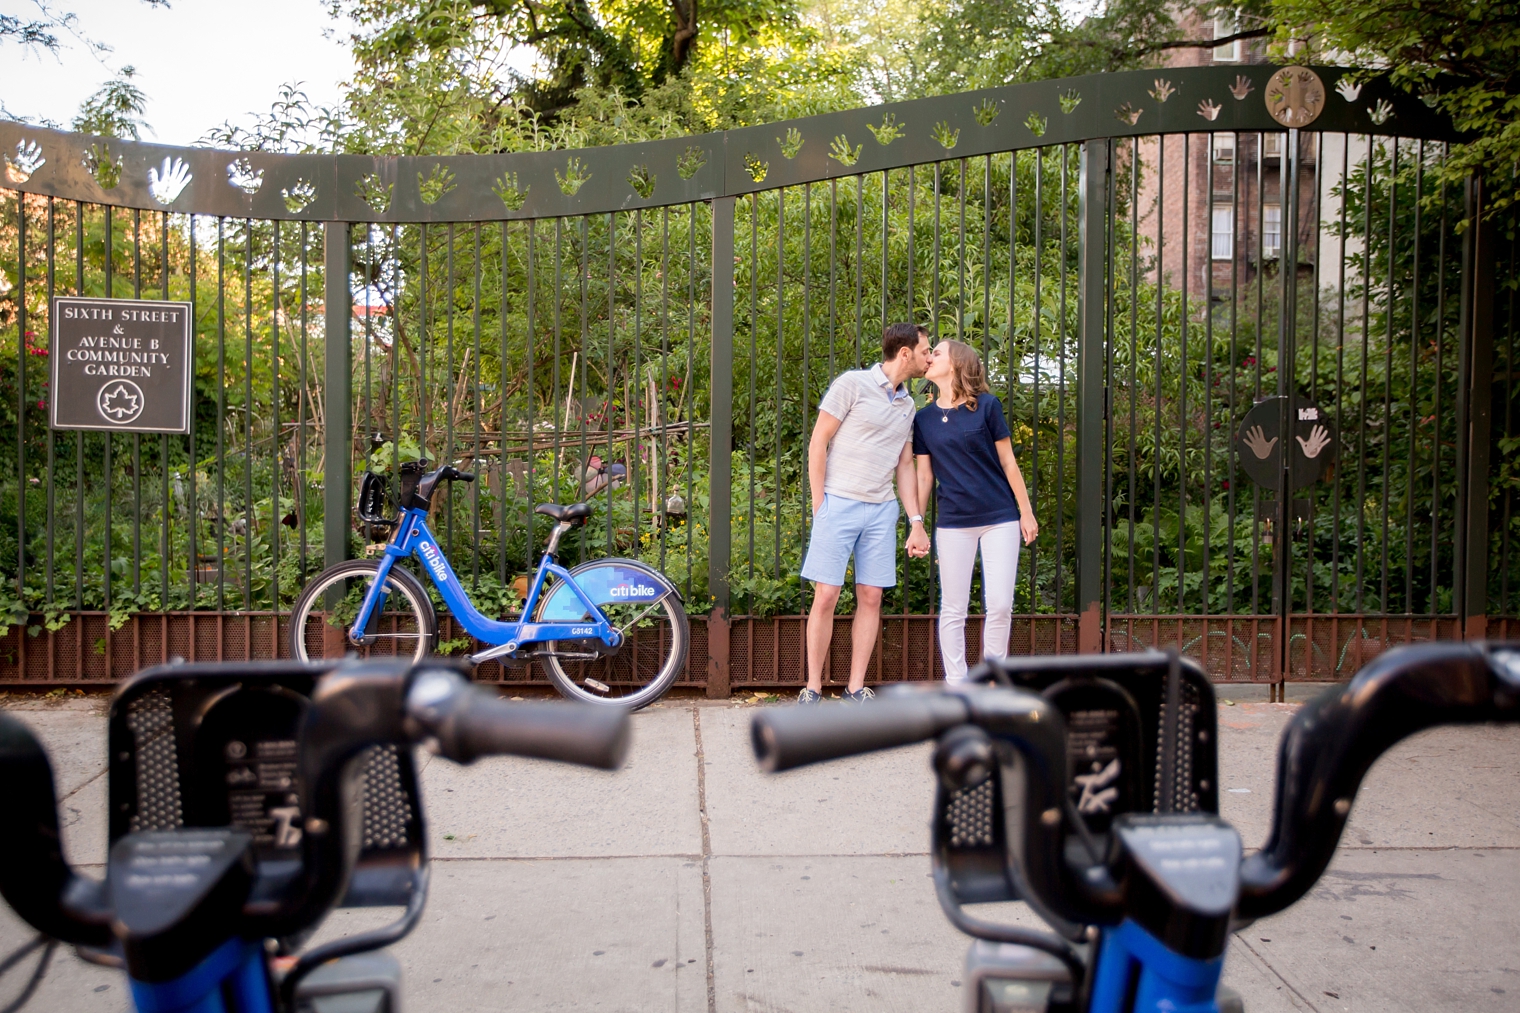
[818,363,915,504]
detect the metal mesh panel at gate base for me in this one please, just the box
[126,687,183,832]
[359,744,413,850]
[1153,681,1201,813]
[947,780,996,848]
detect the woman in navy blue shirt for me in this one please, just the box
[913,339,1039,682]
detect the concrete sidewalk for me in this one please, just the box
[2,690,1518,1013]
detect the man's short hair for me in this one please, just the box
[882,323,925,362]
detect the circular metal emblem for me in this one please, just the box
[1264,66,1326,127]
[97,378,146,424]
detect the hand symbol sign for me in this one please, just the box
[1296,424,1331,459]
[148,157,193,205]
[1242,425,1278,460]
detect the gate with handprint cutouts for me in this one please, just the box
[0,65,1512,689]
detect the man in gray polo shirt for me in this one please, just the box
[799,323,932,703]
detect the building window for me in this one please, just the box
[1263,204,1282,259]
[1262,132,1283,158]
[1212,207,1234,260]
[1213,13,1241,62]
[1213,134,1235,163]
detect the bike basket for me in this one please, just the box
[356,471,390,525]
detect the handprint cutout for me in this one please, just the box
[1242,425,1278,460]
[148,157,192,205]
[5,140,45,183]
[227,158,263,195]
[1295,424,1331,459]
[1197,100,1221,121]
[1335,79,1362,102]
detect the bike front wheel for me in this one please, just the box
[288,560,438,663]
[534,558,689,709]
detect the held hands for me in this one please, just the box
[906,523,931,558]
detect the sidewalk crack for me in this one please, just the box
[693,705,716,1013]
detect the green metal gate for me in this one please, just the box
[0,64,1511,689]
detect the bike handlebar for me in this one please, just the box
[751,692,971,771]
[1236,642,1520,919]
[406,669,629,769]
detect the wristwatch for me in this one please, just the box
[908,514,924,525]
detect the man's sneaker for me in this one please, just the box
[842,687,875,703]
[797,687,822,705]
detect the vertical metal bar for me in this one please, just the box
[445,224,456,559]
[686,205,696,598]
[1034,148,1045,606]
[1129,138,1141,613]
[577,217,590,564]
[1153,139,1165,612]
[15,192,27,602]
[958,158,967,341]
[1178,134,1189,613]
[1380,140,1398,612]
[324,222,352,575]
[298,222,308,580]
[525,220,537,573]
[45,200,56,606]
[1204,136,1215,616]
[271,221,283,608]
[75,204,84,610]
[160,212,170,605]
[1076,139,1109,651]
[1407,145,1424,611]
[801,184,812,606]
[472,223,482,589]
[1458,174,1496,634]
[605,212,615,560]
[1274,129,1303,681]
[503,219,516,582]
[774,190,785,582]
[709,196,736,694]
[105,204,113,610]
[187,217,198,610]
[217,218,226,610]
[132,210,141,595]
[551,220,562,508]
[1433,159,1450,613]
[659,208,671,573]
[1334,134,1349,614]
[244,224,254,605]
[748,194,758,588]
[1056,146,1069,609]
[1356,133,1373,613]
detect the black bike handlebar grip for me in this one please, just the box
[1237,642,1520,920]
[408,670,630,769]
[751,694,970,772]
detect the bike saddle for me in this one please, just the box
[535,502,593,523]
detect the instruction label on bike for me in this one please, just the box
[223,737,303,851]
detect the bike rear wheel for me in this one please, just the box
[288,560,437,663]
[534,559,689,709]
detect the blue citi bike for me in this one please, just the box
[287,458,689,709]
[752,641,1520,1012]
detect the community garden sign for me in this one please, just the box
[49,296,193,434]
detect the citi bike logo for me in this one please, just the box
[419,541,449,583]
[611,581,658,598]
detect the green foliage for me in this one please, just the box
[72,67,151,140]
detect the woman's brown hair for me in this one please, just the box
[938,339,990,409]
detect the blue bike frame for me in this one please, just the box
[350,506,621,653]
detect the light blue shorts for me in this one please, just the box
[800,494,900,588]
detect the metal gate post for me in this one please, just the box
[707,196,736,696]
[1076,140,1110,653]
[323,223,353,585]
[1458,174,1496,638]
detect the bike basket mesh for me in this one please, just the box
[126,687,184,832]
[1153,681,1201,813]
[946,780,996,848]
[359,743,413,850]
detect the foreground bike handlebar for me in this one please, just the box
[0,658,632,957]
[1237,641,1520,919]
[752,642,1520,934]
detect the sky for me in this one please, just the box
[0,0,355,146]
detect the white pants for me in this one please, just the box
[936,521,1022,682]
